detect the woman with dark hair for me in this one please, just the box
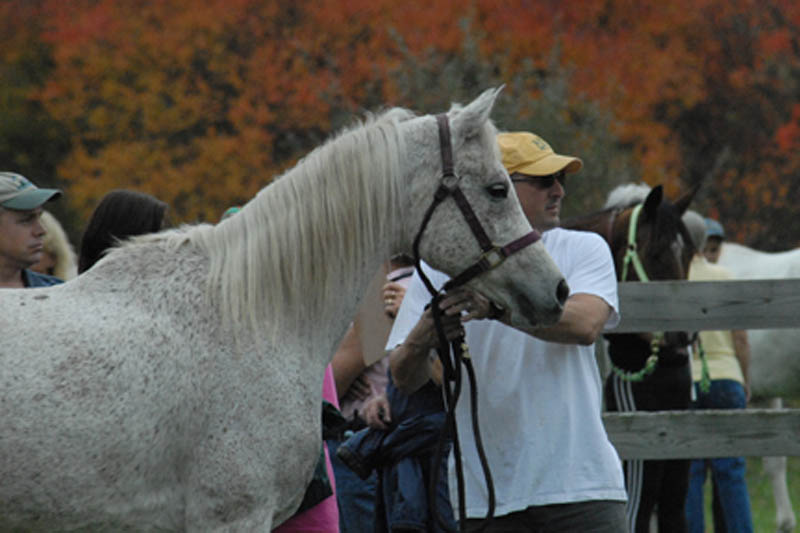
[78,189,168,273]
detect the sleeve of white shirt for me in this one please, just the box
[385,263,448,350]
[560,231,621,331]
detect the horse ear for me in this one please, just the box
[673,182,700,215]
[642,184,663,220]
[449,86,503,140]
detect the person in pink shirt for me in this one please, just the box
[273,364,340,533]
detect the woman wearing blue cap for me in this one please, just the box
[703,217,726,264]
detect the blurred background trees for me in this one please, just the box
[1,0,798,250]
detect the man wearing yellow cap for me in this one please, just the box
[385,132,627,531]
[0,172,64,288]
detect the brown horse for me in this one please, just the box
[562,183,697,533]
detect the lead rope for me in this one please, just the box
[412,209,495,533]
[694,335,712,394]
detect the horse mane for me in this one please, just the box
[604,182,652,209]
[179,107,416,337]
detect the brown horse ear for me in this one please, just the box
[673,182,700,215]
[642,184,663,220]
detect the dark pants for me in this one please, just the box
[605,360,692,533]
[463,500,628,533]
[622,457,691,533]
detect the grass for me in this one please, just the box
[748,456,799,531]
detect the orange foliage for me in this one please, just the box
[2,0,797,246]
[775,104,800,152]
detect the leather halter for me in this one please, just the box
[412,114,541,295]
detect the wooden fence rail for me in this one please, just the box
[614,278,800,332]
[603,409,800,459]
[600,279,800,458]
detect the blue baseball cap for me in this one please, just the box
[0,172,62,210]
[704,217,726,240]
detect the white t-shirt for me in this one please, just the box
[386,227,626,518]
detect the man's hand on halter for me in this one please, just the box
[438,287,494,323]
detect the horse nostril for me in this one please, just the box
[556,279,569,306]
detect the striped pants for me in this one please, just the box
[605,361,692,533]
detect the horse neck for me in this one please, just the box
[563,209,618,243]
[562,208,628,275]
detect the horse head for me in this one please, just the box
[610,184,697,283]
[400,87,568,330]
[564,182,698,363]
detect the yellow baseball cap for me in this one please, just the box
[497,132,583,176]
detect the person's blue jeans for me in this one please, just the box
[685,379,753,533]
[327,436,377,533]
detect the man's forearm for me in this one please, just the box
[512,293,611,346]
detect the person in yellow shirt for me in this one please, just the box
[682,211,753,533]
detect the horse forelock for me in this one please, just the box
[603,182,685,242]
[188,108,414,338]
[604,182,652,209]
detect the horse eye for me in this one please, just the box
[486,183,508,199]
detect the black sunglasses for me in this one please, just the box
[510,170,566,189]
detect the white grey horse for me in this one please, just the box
[0,88,567,531]
[718,241,799,533]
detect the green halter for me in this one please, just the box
[611,203,662,382]
[621,204,650,283]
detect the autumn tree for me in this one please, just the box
[5,0,798,249]
[374,22,640,217]
[38,0,356,223]
[0,1,74,233]
[676,0,800,249]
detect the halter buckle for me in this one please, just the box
[480,247,506,270]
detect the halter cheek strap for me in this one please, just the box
[614,202,663,382]
[621,204,650,283]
